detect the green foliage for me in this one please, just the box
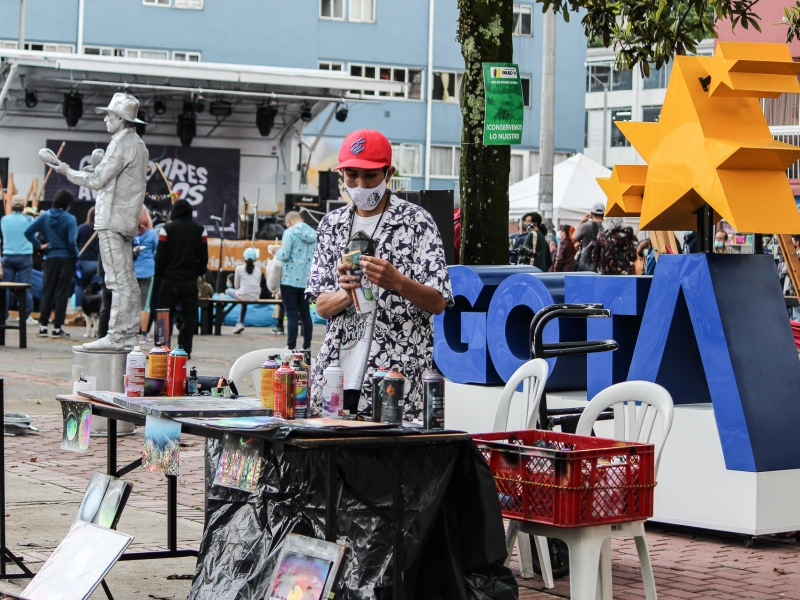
[780,2,800,44]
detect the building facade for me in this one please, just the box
[0,0,588,203]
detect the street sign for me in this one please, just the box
[482,63,524,145]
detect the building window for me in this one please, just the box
[143,0,170,5]
[586,64,632,92]
[432,71,463,103]
[584,109,604,147]
[763,94,800,127]
[173,0,203,8]
[321,0,345,19]
[84,45,176,60]
[520,76,531,108]
[21,42,74,53]
[513,4,532,36]
[391,143,422,177]
[611,107,632,147]
[173,51,201,61]
[510,153,525,184]
[643,62,672,90]
[642,105,662,123]
[350,0,375,22]
[318,61,344,71]
[349,63,422,100]
[431,145,460,177]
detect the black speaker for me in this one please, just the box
[397,190,455,265]
[0,158,8,187]
[318,170,340,201]
[284,193,319,214]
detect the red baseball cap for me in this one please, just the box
[334,129,393,170]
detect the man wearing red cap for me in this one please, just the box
[306,129,453,420]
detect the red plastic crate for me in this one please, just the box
[473,430,655,528]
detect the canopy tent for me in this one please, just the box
[509,153,615,228]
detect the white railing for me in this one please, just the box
[390,177,412,191]
[771,126,800,179]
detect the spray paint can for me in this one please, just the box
[292,353,308,419]
[293,349,311,369]
[125,346,147,397]
[380,366,405,425]
[148,343,169,379]
[259,355,280,410]
[322,361,344,418]
[274,361,296,420]
[371,366,389,422]
[423,369,446,430]
[186,366,199,395]
[166,345,188,396]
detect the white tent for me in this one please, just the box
[509,153,612,227]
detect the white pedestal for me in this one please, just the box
[446,381,800,536]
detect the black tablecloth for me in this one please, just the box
[189,434,518,600]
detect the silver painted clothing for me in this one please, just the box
[98,230,140,342]
[66,128,149,238]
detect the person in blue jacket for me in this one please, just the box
[1,195,34,321]
[133,205,158,343]
[25,189,79,338]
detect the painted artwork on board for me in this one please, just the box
[266,535,346,600]
[142,415,181,476]
[72,471,132,530]
[60,401,92,453]
[213,434,264,493]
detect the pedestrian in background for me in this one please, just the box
[273,211,316,350]
[573,203,605,271]
[25,189,79,338]
[1,195,34,322]
[134,205,158,344]
[551,224,576,272]
[155,199,208,358]
[74,207,100,312]
[521,212,550,271]
[592,220,637,275]
[226,247,263,334]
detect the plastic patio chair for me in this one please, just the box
[492,359,555,588]
[228,348,295,399]
[516,380,674,600]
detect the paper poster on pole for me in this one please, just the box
[482,63,524,146]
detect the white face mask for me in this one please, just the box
[345,178,387,211]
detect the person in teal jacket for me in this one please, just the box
[273,211,317,350]
[24,190,79,337]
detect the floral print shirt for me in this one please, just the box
[305,196,454,420]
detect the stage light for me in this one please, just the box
[177,103,196,146]
[153,97,167,115]
[335,104,348,122]
[135,110,147,136]
[24,88,37,108]
[192,93,205,113]
[300,103,312,122]
[210,100,232,117]
[62,92,83,128]
[256,104,278,136]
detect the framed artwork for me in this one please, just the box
[266,534,346,600]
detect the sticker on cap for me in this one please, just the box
[351,137,367,156]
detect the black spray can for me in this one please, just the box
[371,365,389,422]
[380,366,405,425]
[422,369,445,430]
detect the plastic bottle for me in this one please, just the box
[148,343,169,379]
[322,361,344,418]
[166,345,188,396]
[125,346,146,397]
[186,366,199,396]
[259,354,280,410]
[274,361,296,419]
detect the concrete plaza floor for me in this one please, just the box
[1,321,800,599]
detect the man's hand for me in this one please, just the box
[360,256,403,291]
[53,161,70,175]
[337,262,361,291]
[40,243,50,251]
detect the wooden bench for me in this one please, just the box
[0,282,31,348]
[198,297,282,336]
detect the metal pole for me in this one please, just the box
[77,0,85,54]
[215,204,227,292]
[602,83,608,167]
[0,64,19,119]
[537,9,557,226]
[424,0,435,190]
[18,0,25,50]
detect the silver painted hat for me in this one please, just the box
[95,93,147,124]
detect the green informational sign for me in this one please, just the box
[483,62,524,145]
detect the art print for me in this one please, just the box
[213,434,264,493]
[142,415,181,476]
[266,534,346,600]
[60,401,92,453]
[73,472,132,530]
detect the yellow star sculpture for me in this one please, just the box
[613,42,800,232]
[597,165,647,217]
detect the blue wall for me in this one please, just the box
[1,0,588,163]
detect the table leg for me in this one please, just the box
[0,289,6,346]
[200,303,210,335]
[107,418,117,476]
[15,289,26,349]
[392,445,405,600]
[167,475,178,552]
[324,449,337,542]
[214,303,223,336]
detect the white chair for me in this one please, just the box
[492,359,555,588]
[517,380,674,600]
[228,348,293,399]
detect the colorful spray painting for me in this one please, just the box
[142,415,181,476]
[213,434,264,493]
[21,521,132,600]
[266,534,346,600]
[72,471,132,530]
[60,401,92,453]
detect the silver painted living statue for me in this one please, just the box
[43,93,149,350]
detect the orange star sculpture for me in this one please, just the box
[610,42,800,232]
[597,165,647,217]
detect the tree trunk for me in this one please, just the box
[457,0,513,265]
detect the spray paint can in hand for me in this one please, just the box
[274,361,296,419]
[291,353,308,419]
[259,355,281,410]
[371,366,389,422]
[166,345,188,396]
[125,346,147,397]
[148,343,169,379]
[380,366,405,425]
[423,368,446,430]
[322,361,344,418]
